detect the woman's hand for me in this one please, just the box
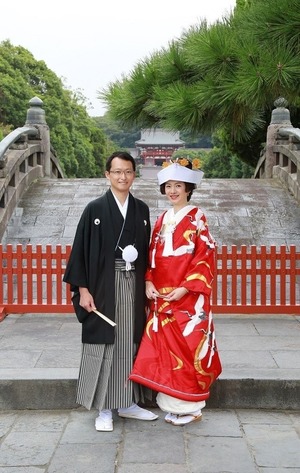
[163,287,189,302]
[146,281,160,300]
[79,287,96,312]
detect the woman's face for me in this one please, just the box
[164,180,189,208]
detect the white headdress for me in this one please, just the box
[157,163,204,185]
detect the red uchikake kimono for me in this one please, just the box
[129,205,222,403]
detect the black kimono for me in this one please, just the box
[63,189,151,345]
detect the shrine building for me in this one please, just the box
[135,128,185,166]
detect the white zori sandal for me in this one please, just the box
[165,409,202,426]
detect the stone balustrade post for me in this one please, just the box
[25,96,51,177]
[265,98,291,178]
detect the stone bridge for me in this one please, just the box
[0,97,300,249]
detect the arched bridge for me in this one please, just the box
[0,97,63,239]
[0,97,299,316]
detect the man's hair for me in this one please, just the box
[106,151,136,172]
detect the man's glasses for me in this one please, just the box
[109,170,135,177]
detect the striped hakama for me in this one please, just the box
[76,260,142,410]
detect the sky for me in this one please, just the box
[1,0,236,117]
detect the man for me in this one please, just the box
[64,151,158,431]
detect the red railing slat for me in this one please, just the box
[260,246,267,305]
[6,245,13,304]
[290,245,296,305]
[231,246,238,306]
[280,245,287,305]
[27,245,33,305]
[250,245,257,305]
[240,245,247,305]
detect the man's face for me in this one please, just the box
[105,157,135,193]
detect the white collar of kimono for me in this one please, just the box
[111,191,129,219]
[162,205,195,256]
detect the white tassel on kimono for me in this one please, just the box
[152,312,158,332]
[151,247,156,268]
[152,298,158,332]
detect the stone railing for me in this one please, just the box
[254,98,300,203]
[0,97,64,239]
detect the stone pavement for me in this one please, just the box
[0,406,299,473]
[0,313,300,472]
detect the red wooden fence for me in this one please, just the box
[0,244,299,316]
[211,245,299,313]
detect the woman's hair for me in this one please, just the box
[106,151,136,172]
[159,160,196,201]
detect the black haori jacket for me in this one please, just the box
[63,189,151,344]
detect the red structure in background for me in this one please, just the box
[135,128,185,166]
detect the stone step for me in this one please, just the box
[1,314,299,411]
[1,375,299,411]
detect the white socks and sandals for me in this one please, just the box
[95,404,158,431]
[164,409,202,426]
[95,404,202,431]
[157,393,204,427]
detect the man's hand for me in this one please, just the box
[79,287,96,312]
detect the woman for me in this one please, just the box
[129,160,222,426]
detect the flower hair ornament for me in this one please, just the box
[162,157,201,170]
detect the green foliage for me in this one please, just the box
[201,148,254,178]
[179,131,212,148]
[101,0,300,169]
[172,138,254,178]
[94,114,141,148]
[0,40,114,177]
[0,123,12,140]
[90,125,115,175]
